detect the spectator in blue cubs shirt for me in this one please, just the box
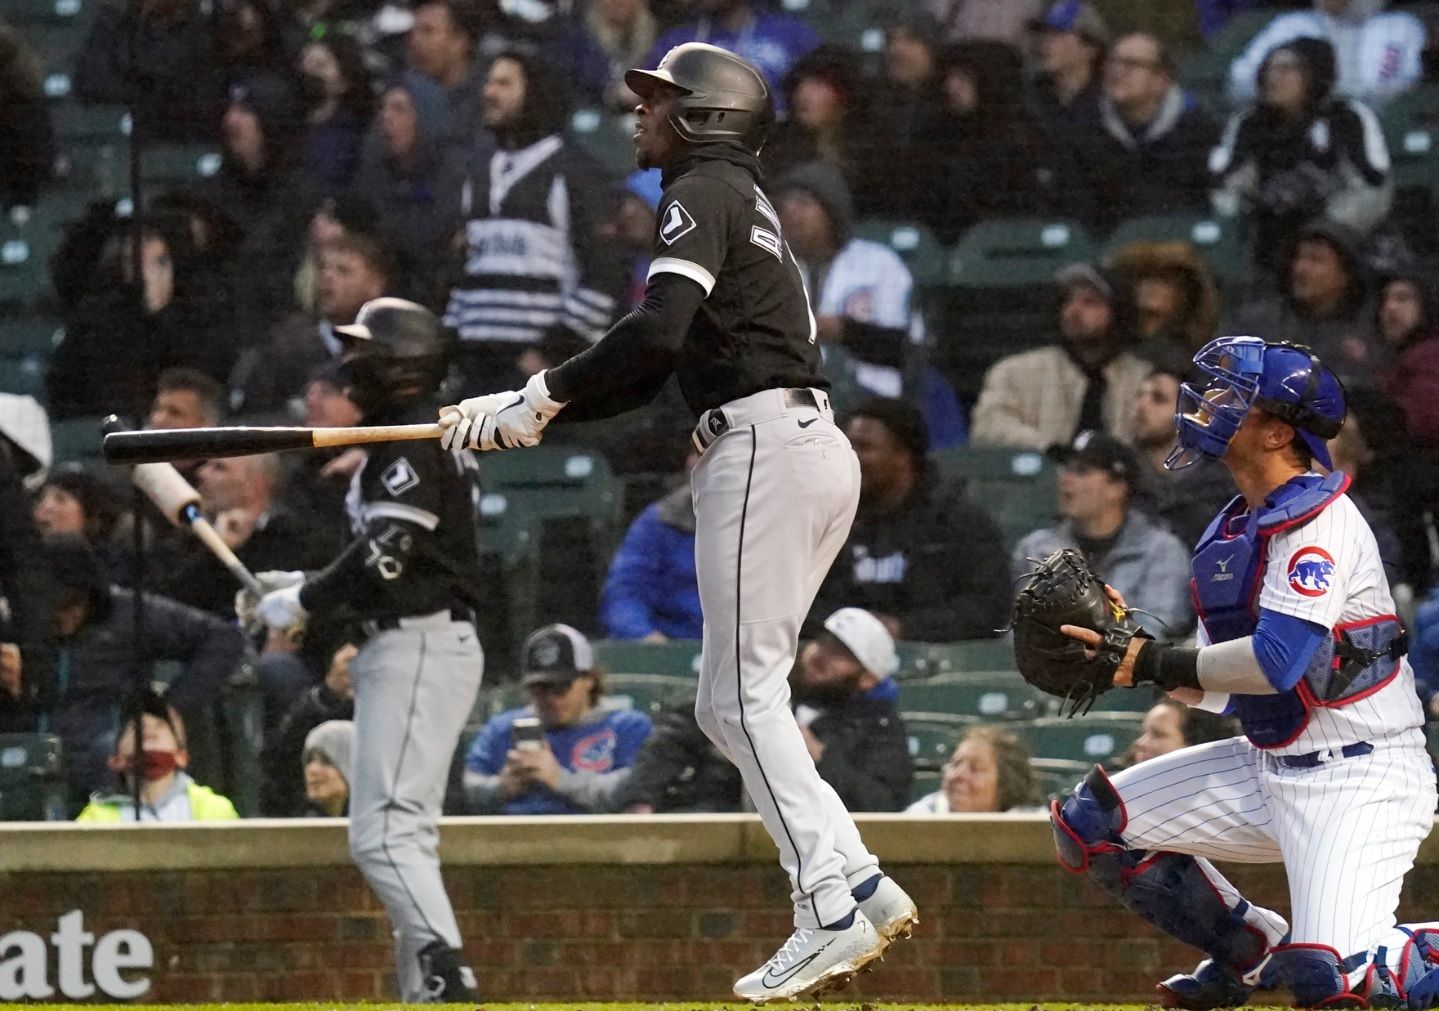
[645,0,818,113]
[463,625,652,814]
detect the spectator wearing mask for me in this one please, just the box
[930,0,1046,44]
[1227,0,1426,108]
[465,625,652,815]
[583,0,660,113]
[1226,219,1378,387]
[1122,697,1240,767]
[1377,268,1439,447]
[260,641,357,816]
[23,536,247,807]
[906,725,1044,814]
[234,232,394,415]
[762,47,877,208]
[1074,32,1220,233]
[297,34,374,194]
[1107,240,1222,354]
[407,0,495,146]
[1028,0,1110,140]
[0,18,53,208]
[972,264,1153,448]
[199,74,321,341]
[646,0,818,111]
[302,719,354,817]
[444,50,619,392]
[1211,39,1391,278]
[1129,363,1236,550]
[351,73,467,303]
[790,608,913,812]
[76,696,239,822]
[809,398,1010,642]
[46,218,234,419]
[600,452,702,642]
[1012,429,1192,636]
[915,40,1062,245]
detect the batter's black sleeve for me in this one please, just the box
[299,446,447,612]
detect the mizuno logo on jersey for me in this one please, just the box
[659,201,697,245]
[1287,546,1335,598]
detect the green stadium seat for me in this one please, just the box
[898,672,1051,721]
[0,734,68,821]
[907,767,940,806]
[142,143,223,187]
[481,446,620,527]
[1014,713,1144,763]
[1029,757,1089,801]
[854,219,948,288]
[49,415,109,464]
[931,444,1059,550]
[478,489,540,657]
[902,712,978,769]
[604,672,697,717]
[894,638,1016,678]
[1178,9,1282,110]
[50,102,129,141]
[1104,214,1244,284]
[0,316,63,355]
[7,0,92,26]
[571,108,639,179]
[475,681,528,721]
[0,206,61,310]
[593,639,703,678]
[1087,683,1166,714]
[950,218,1097,289]
[0,353,46,397]
[1381,84,1439,256]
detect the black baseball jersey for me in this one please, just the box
[650,157,827,414]
[299,398,483,622]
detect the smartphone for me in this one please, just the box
[512,716,544,752]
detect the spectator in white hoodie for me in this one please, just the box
[1227,0,1426,108]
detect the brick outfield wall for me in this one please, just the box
[4,819,1439,1003]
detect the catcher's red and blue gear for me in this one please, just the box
[1011,548,1151,717]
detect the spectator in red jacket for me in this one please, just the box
[1377,267,1439,446]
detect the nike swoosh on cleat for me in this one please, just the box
[760,947,829,989]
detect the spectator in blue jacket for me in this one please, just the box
[463,625,652,814]
[600,453,702,642]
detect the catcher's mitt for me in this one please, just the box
[1012,548,1151,717]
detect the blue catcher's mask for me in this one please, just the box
[1166,336,1346,471]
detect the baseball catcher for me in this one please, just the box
[1012,548,1151,716]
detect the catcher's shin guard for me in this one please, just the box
[1052,767,1271,973]
[1276,927,1439,1010]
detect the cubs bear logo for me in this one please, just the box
[570,729,617,772]
[1287,546,1335,598]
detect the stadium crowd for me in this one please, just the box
[0,0,1438,821]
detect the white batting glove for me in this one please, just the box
[438,392,508,451]
[440,372,566,452]
[235,570,306,629]
[256,582,308,631]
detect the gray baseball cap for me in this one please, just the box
[520,624,594,686]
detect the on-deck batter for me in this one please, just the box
[1053,336,1439,1009]
[436,42,917,1004]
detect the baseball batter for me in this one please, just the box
[437,42,916,1002]
[1053,337,1439,1008]
[249,299,484,1003]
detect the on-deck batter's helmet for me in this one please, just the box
[624,43,774,152]
[1167,336,1346,471]
[334,297,449,411]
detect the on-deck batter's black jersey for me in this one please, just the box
[299,397,483,622]
[650,153,826,414]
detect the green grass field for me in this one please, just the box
[14,1004,1297,1010]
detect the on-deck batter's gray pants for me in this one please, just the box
[691,387,881,930]
[347,611,483,1001]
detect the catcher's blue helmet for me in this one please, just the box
[1166,336,1346,471]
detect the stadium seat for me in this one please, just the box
[1103,214,1244,285]
[950,218,1097,289]
[571,108,639,179]
[478,489,539,657]
[1014,713,1144,763]
[49,415,109,464]
[931,444,1059,550]
[604,672,697,717]
[142,143,223,188]
[481,446,620,529]
[6,0,91,26]
[854,219,948,289]
[475,680,528,720]
[1381,84,1439,257]
[897,672,1051,721]
[1087,683,1165,714]
[593,639,703,678]
[1178,9,1283,110]
[0,353,47,397]
[0,734,68,821]
[902,711,978,769]
[0,316,63,356]
[894,638,1017,678]
[907,767,941,807]
[0,205,62,311]
[1029,757,1089,801]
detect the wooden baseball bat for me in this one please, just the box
[130,460,267,596]
[102,422,446,464]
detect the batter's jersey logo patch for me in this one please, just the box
[382,457,420,497]
[1287,546,1335,598]
[658,201,697,245]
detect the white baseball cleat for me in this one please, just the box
[857,875,919,945]
[733,911,885,1003]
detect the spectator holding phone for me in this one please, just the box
[462,625,652,814]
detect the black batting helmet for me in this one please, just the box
[334,297,449,411]
[625,43,774,152]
